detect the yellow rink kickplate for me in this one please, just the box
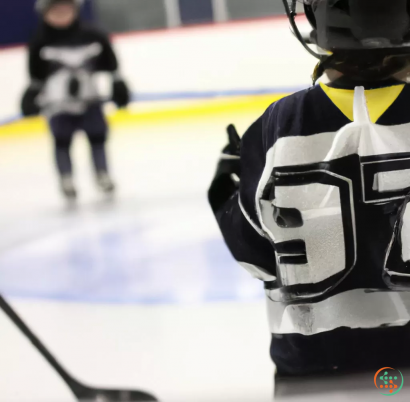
[0,93,288,138]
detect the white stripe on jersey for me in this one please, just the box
[266,288,410,336]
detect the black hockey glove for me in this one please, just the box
[112,79,130,108]
[21,85,41,117]
[208,124,242,213]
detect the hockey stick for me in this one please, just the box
[0,295,158,401]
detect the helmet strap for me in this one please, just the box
[281,0,324,61]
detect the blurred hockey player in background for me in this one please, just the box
[21,0,130,199]
[209,0,410,379]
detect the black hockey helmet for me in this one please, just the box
[35,0,84,14]
[282,0,410,80]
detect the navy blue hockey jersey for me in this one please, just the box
[211,80,410,375]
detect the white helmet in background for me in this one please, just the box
[35,0,84,14]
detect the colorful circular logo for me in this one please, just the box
[374,367,404,396]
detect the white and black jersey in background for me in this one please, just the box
[209,78,410,376]
[26,20,119,117]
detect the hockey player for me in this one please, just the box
[209,0,410,378]
[22,0,130,199]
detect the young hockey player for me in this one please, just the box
[22,0,130,199]
[209,0,410,378]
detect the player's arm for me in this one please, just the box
[209,115,277,281]
[94,29,130,108]
[21,40,47,117]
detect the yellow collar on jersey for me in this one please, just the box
[319,82,405,123]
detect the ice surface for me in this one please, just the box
[0,111,273,402]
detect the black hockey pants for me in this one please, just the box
[48,104,109,176]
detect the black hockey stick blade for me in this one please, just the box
[67,379,158,402]
[227,124,241,156]
[0,295,158,402]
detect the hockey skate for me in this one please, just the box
[60,174,77,199]
[96,171,115,194]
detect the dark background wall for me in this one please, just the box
[0,0,285,47]
[0,0,94,46]
[226,0,283,20]
[93,0,167,33]
[0,0,39,46]
[179,0,214,25]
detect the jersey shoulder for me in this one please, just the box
[262,85,350,150]
[28,27,49,51]
[264,82,410,149]
[376,83,410,125]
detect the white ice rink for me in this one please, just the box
[0,110,278,402]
